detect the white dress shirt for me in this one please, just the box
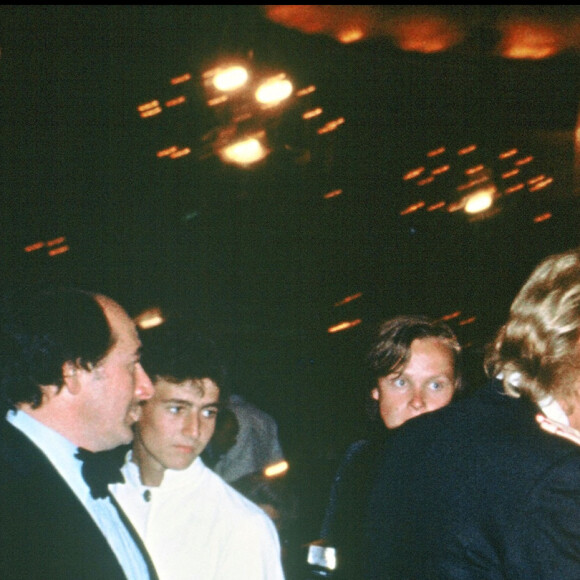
[111,452,285,580]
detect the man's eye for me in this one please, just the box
[429,381,450,391]
[169,406,183,415]
[391,377,407,388]
[202,408,218,419]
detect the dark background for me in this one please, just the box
[1,5,579,538]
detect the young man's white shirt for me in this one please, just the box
[110,451,285,580]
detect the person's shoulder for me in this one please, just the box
[0,418,45,479]
[339,438,376,468]
[203,469,279,535]
[200,462,265,510]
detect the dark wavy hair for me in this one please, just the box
[139,320,229,398]
[0,287,115,409]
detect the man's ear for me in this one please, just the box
[61,361,82,395]
[371,387,380,401]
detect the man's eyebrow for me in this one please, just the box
[162,398,193,407]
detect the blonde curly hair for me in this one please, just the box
[485,247,580,405]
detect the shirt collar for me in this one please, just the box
[538,396,570,426]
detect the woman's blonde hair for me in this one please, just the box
[485,247,580,404]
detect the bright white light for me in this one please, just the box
[135,307,165,330]
[213,66,249,92]
[255,76,293,105]
[263,461,289,477]
[220,137,269,165]
[464,188,495,214]
[307,545,337,571]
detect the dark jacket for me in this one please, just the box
[321,431,387,580]
[0,418,130,580]
[366,379,580,579]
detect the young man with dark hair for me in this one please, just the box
[110,322,284,580]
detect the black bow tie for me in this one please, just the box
[75,446,161,580]
[76,446,127,499]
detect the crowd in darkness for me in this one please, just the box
[1,246,580,579]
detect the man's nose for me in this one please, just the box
[183,414,200,438]
[135,363,154,400]
[409,387,426,410]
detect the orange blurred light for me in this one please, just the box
[169,148,191,159]
[140,107,162,118]
[459,316,476,326]
[48,245,69,257]
[498,21,561,59]
[529,177,553,192]
[303,107,323,120]
[47,236,66,247]
[328,319,362,334]
[296,85,317,97]
[390,15,465,54]
[427,147,445,157]
[416,176,434,186]
[441,311,461,321]
[447,201,463,213]
[515,155,534,166]
[504,183,525,194]
[337,27,365,43]
[457,144,477,155]
[317,117,345,135]
[533,212,552,223]
[527,175,546,185]
[170,73,191,85]
[498,148,518,160]
[400,201,425,215]
[324,189,343,199]
[207,95,228,106]
[165,96,186,107]
[431,164,450,175]
[457,176,489,191]
[157,146,178,158]
[24,241,45,253]
[334,292,362,307]
[465,164,485,176]
[137,100,160,112]
[263,5,330,34]
[403,167,425,180]
[502,168,520,179]
[427,201,445,211]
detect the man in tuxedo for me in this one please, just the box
[0,287,158,579]
[366,247,580,579]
